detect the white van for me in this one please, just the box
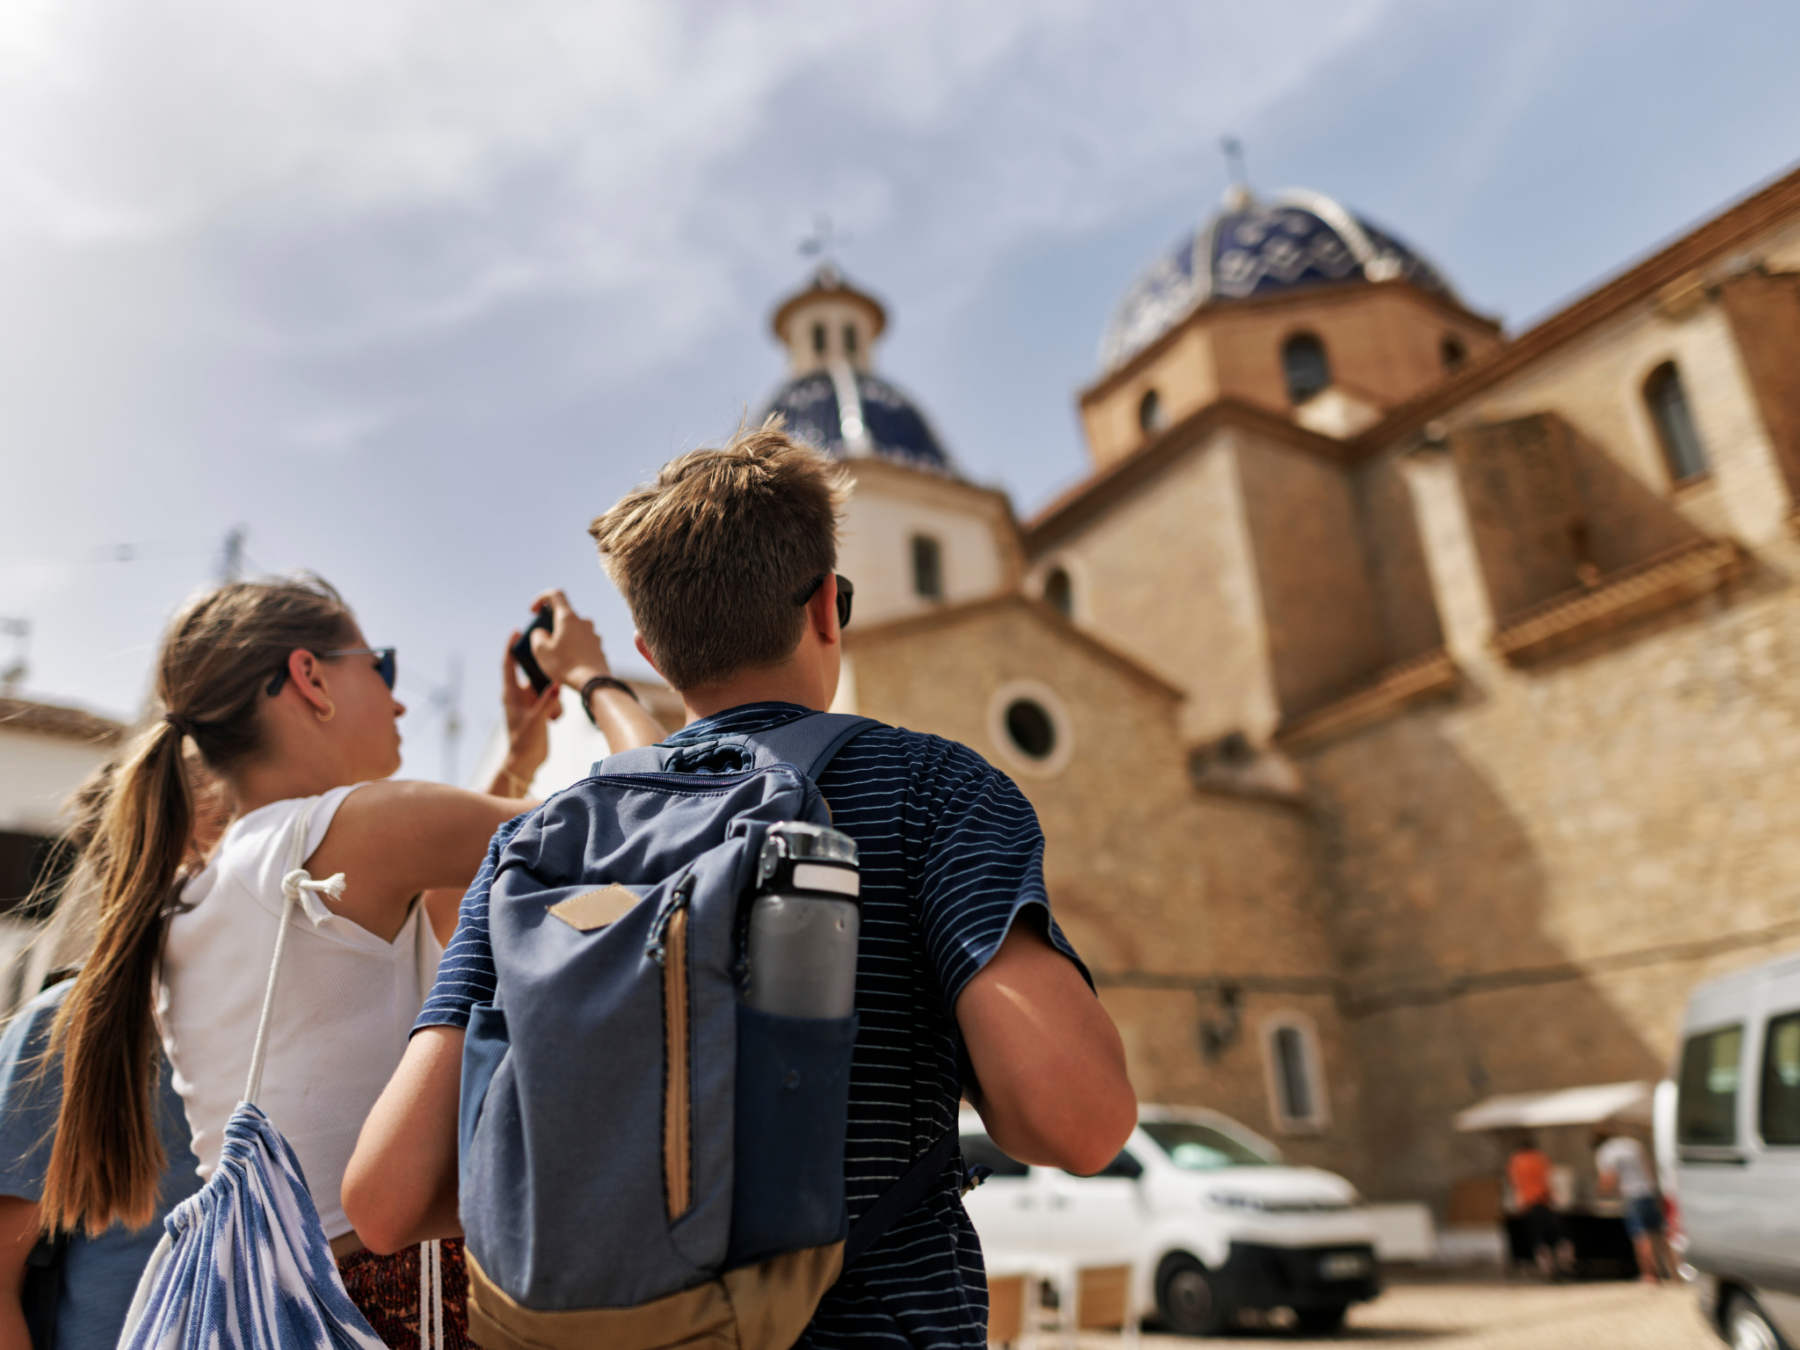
[960,1106,1380,1336]
[1673,950,1800,1349]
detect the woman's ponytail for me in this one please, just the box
[41,573,353,1235]
[43,717,193,1233]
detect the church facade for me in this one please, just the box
[764,164,1800,1213]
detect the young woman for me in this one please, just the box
[41,574,663,1346]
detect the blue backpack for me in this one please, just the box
[459,713,962,1350]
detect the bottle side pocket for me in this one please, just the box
[726,1004,858,1268]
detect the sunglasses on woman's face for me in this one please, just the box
[266,647,398,697]
[793,574,854,630]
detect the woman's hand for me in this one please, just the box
[528,589,611,692]
[496,641,560,797]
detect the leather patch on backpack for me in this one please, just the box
[548,884,641,932]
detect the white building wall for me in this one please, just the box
[0,728,113,834]
[838,482,1010,626]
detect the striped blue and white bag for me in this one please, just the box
[119,799,437,1350]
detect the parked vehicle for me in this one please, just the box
[1673,950,1800,1349]
[960,1106,1380,1336]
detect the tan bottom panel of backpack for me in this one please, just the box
[466,1241,845,1350]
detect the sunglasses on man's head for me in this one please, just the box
[794,574,854,630]
[266,647,398,698]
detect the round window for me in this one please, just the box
[1004,699,1056,760]
[987,679,1073,777]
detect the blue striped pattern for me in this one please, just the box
[120,1102,386,1350]
[416,703,1086,1350]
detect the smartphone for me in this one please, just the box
[510,607,555,694]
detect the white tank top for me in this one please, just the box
[157,785,443,1240]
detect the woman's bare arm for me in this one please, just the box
[343,1027,464,1253]
[0,1198,38,1350]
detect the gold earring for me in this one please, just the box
[316,700,336,724]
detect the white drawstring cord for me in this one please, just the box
[281,867,347,923]
[419,1239,443,1350]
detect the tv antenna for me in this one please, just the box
[217,526,247,583]
[0,618,29,690]
[425,653,463,785]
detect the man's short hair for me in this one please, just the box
[590,419,848,690]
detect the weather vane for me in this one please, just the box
[799,214,851,266]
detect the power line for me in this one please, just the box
[0,538,213,569]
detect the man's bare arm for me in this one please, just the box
[342,1027,464,1254]
[955,912,1137,1176]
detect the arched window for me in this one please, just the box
[1645,361,1708,482]
[1042,566,1073,618]
[811,322,827,356]
[843,323,858,359]
[910,534,943,601]
[1281,333,1330,405]
[1440,335,1467,373]
[1261,1013,1329,1133]
[1138,388,1163,434]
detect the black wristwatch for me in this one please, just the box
[579,674,641,726]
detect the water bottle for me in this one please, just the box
[742,821,861,1019]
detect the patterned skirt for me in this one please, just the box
[338,1238,472,1350]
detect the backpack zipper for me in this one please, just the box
[655,878,694,1221]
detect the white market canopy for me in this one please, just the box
[1453,1081,1655,1133]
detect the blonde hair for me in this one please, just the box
[44,574,354,1234]
[590,419,848,690]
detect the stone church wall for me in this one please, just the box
[1236,440,1389,719]
[1037,431,1279,743]
[844,599,1365,1177]
[1299,552,1800,1208]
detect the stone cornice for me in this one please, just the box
[1492,538,1746,665]
[1350,161,1800,460]
[1274,650,1460,753]
[843,590,1185,701]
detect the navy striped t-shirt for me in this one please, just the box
[416,702,1088,1350]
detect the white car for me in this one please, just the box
[960,1106,1380,1336]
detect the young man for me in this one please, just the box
[346,424,1137,1346]
[1592,1126,1670,1284]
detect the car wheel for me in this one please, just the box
[1294,1303,1350,1335]
[1157,1252,1227,1336]
[1728,1294,1787,1350]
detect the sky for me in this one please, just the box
[2,0,1797,781]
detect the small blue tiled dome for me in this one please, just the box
[761,368,955,474]
[1100,188,1457,371]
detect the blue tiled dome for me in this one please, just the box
[761,368,955,474]
[1100,188,1457,371]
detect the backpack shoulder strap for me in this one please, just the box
[597,712,879,781]
[744,713,878,781]
[841,1127,961,1271]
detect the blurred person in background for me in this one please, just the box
[1592,1126,1671,1284]
[33,576,662,1348]
[1508,1132,1574,1280]
[0,757,222,1350]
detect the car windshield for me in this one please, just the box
[1140,1120,1275,1170]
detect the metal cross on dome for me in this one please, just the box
[1221,136,1248,188]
